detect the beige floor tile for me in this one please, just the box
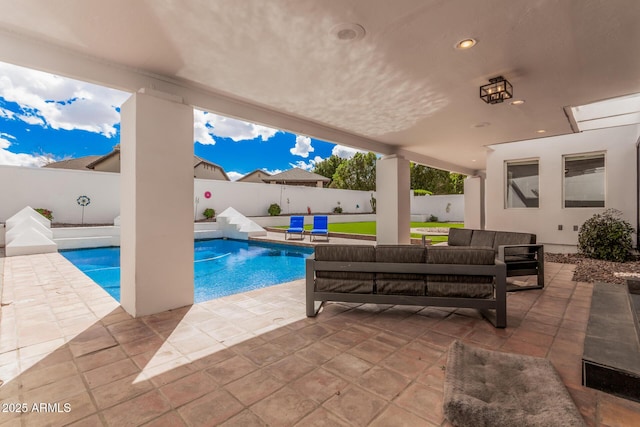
[370,404,438,427]
[225,369,284,406]
[323,386,387,426]
[250,386,317,426]
[91,372,155,410]
[84,358,140,389]
[101,390,172,427]
[3,254,640,426]
[177,389,244,427]
[290,368,349,404]
[395,383,444,425]
[159,371,219,408]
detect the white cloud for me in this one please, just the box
[0,135,11,149]
[193,109,280,145]
[0,107,15,119]
[0,135,49,167]
[289,155,324,171]
[332,145,366,159]
[0,62,130,137]
[264,168,283,175]
[226,171,244,181]
[289,135,314,158]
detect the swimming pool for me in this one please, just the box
[61,239,314,303]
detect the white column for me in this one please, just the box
[464,176,485,229]
[120,89,194,317]
[376,154,410,244]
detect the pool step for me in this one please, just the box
[582,281,640,402]
[216,207,266,239]
[4,207,57,257]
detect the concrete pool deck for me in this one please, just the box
[1,242,640,425]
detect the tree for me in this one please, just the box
[410,163,465,195]
[313,155,346,186]
[331,152,377,191]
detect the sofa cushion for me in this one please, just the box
[493,231,536,256]
[427,246,496,265]
[314,245,375,293]
[469,230,496,248]
[426,247,494,298]
[448,228,473,246]
[374,245,427,296]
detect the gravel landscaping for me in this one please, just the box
[546,252,640,284]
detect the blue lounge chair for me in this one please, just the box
[310,215,329,241]
[285,216,305,240]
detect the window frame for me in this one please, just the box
[562,151,606,209]
[504,158,540,209]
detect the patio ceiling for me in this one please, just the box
[0,0,638,174]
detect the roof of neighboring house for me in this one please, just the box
[44,156,102,170]
[85,149,120,169]
[264,168,330,183]
[193,156,231,181]
[44,148,230,180]
[237,169,272,182]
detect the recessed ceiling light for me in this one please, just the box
[331,23,366,42]
[536,129,546,133]
[510,100,525,105]
[455,38,477,50]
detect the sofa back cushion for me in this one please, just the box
[426,247,494,298]
[314,245,375,293]
[448,228,473,246]
[469,230,496,248]
[375,245,426,296]
[493,231,536,255]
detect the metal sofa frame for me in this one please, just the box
[306,255,507,328]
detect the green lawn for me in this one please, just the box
[275,221,462,243]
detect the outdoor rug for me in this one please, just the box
[443,340,585,427]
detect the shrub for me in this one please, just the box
[578,209,634,262]
[35,208,53,221]
[203,208,215,219]
[370,194,376,213]
[268,203,281,216]
[428,214,439,222]
[413,189,432,196]
[333,206,343,214]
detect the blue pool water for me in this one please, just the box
[61,239,313,303]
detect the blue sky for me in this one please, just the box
[0,61,363,180]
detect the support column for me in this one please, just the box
[464,176,485,229]
[120,89,194,317]
[376,154,410,244]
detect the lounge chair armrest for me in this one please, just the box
[497,244,544,261]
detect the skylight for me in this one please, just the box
[571,93,640,132]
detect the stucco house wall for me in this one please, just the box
[91,152,120,172]
[193,162,229,180]
[485,125,640,252]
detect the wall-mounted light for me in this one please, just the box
[480,76,513,104]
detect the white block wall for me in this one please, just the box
[0,165,464,230]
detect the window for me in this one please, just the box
[564,153,605,208]
[505,160,539,208]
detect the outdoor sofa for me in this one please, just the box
[306,244,507,328]
[444,228,544,291]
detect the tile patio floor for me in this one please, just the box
[1,251,640,426]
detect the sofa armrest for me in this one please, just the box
[497,244,544,261]
[497,244,544,290]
